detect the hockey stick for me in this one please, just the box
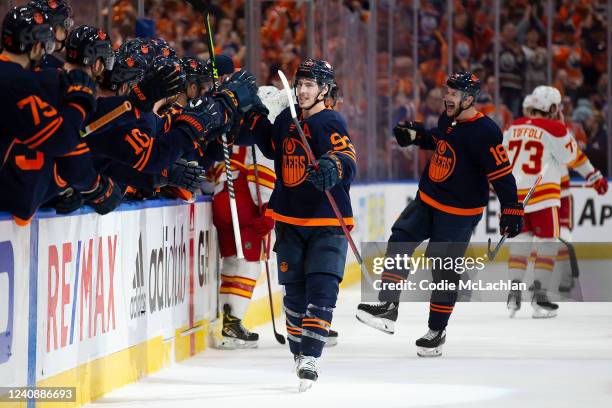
[486,173,543,261]
[80,100,132,137]
[251,146,286,344]
[277,70,373,286]
[199,8,244,259]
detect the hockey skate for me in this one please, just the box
[214,305,259,349]
[296,354,318,392]
[355,302,398,334]
[416,329,446,357]
[531,281,559,319]
[507,280,522,318]
[325,329,338,347]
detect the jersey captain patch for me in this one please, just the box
[429,140,456,182]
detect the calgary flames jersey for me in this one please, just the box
[503,117,578,212]
[212,144,276,205]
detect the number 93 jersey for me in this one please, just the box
[503,117,578,213]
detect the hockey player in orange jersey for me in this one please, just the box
[503,86,578,318]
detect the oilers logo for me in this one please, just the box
[282,138,310,187]
[429,140,456,182]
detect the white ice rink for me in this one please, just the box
[87,286,612,408]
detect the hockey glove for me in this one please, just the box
[393,121,426,147]
[499,202,524,238]
[217,69,259,114]
[60,69,97,113]
[53,188,84,214]
[159,159,206,193]
[253,205,274,238]
[175,97,231,144]
[82,175,124,215]
[586,170,608,195]
[306,153,343,191]
[129,56,186,112]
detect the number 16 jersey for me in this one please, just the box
[503,117,577,213]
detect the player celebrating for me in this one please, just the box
[244,59,356,391]
[356,72,522,357]
[503,86,578,318]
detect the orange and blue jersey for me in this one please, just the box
[418,112,518,215]
[250,106,357,227]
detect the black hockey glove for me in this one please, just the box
[53,188,84,214]
[306,153,343,191]
[217,69,259,114]
[175,97,232,144]
[60,69,97,113]
[393,121,426,147]
[129,56,186,112]
[82,175,124,215]
[499,202,524,238]
[159,159,206,193]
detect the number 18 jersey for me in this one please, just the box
[503,117,577,213]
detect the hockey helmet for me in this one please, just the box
[149,37,176,58]
[180,56,211,85]
[446,71,481,98]
[1,6,55,54]
[530,85,562,113]
[104,51,149,91]
[65,25,115,70]
[28,0,73,30]
[294,58,336,99]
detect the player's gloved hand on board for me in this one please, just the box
[586,169,608,195]
[160,159,206,193]
[175,97,232,145]
[53,188,84,214]
[306,153,343,191]
[60,69,97,113]
[499,202,524,238]
[393,121,426,147]
[82,175,124,215]
[129,56,186,112]
[217,69,259,114]
[253,204,274,238]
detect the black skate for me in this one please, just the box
[296,354,318,392]
[325,329,338,347]
[416,329,446,357]
[507,280,522,318]
[215,304,259,349]
[356,302,399,334]
[531,281,559,319]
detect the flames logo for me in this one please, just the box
[428,140,456,182]
[281,138,310,187]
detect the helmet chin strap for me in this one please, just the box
[299,86,327,112]
[448,92,472,120]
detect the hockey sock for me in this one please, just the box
[533,239,559,290]
[219,256,260,319]
[379,242,415,303]
[428,297,457,331]
[508,237,532,282]
[300,273,339,358]
[284,282,307,355]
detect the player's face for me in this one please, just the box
[443,86,463,117]
[296,78,324,109]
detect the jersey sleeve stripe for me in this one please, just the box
[487,164,512,178]
[488,167,513,181]
[67,102,87,121]
[24,117,63,148]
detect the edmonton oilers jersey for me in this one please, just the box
[418,112,518,215]
[254,106,357,227]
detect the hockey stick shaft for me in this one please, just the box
[486,173,543,260]
[277,70,373,286]
[251,147,286,344]
[203,12,244,259]
[80,101,131,137]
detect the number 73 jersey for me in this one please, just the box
[503,117,578,213]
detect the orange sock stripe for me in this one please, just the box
[219,287,253,299]
[430,303,454,310]
[220,274,257,286]
[302,317,331,327]
[382,272,406,281]
[302,323,330,332]
[430,306,454,314]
